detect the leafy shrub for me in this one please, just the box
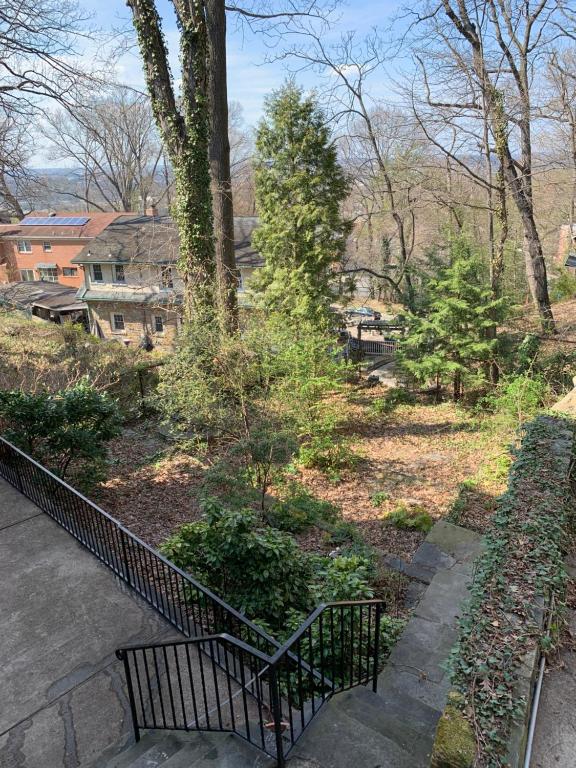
[385,503,434,533]
[321,519,359,546]
[299,434,360,475]
[486,373,549,425]
[514,333,540,373]
[267,483,340,532]
[550,269,576,302]
[313,555,375,602]
[535,349,576,394]
[0,380,121,486]
[370,387,415,416]
[371,490,390,507]
[161,499,312,627]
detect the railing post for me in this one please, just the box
[372,602,382,694]
[14,453,24,493]
[119,528,132,587]
[116,649,141,743]
[269,666,285,768]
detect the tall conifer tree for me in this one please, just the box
[252,83,351,324]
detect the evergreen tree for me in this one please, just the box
[398,237,507,400]
[251,83,351,324]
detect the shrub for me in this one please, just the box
[0,380,121,486]
[486,373,549,426]
[161,499,312,627]
[313,555,375,602]
[371,490,390,507]
[299,435,360,475]
[385,503,434,533]
[267,482,340,532]
[550,269,576,302]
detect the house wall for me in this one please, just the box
[5,239,87,288]
[87,301,180,349]
[84,262,185,294]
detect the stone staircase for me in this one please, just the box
[105,521,483,768]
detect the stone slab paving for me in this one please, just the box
[288,521,484,768]
[0,478,185,768]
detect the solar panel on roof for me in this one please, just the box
[20,216,90,226]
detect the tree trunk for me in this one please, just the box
[128,0,217,322]
[206,0,238,333]
[0,171,24,218]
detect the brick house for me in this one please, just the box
[72,215,262,348]
[0,212,125,288]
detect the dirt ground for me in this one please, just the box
[95,389,512,563]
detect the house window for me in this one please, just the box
[114,264,125,283]
[154,315,164,333]
[111,313,125,332]
[20,269,35,282]
[62,267,78,277]
[160,266,173,289]
[43,242,52,252]
[17,240,32,253]
[38,268,58,282]
[91,264,103,282]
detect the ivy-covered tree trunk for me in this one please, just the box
[127,0,216,322]
[206,0,238,332]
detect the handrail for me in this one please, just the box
[116,600,385,767]
[0,437,280,660]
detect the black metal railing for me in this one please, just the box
[117,600,384,767]
[0,437,280,662]
[0,437,387,766]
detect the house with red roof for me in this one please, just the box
[0,212,128,288]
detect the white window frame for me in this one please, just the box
[20,269,35,282]
[114,264,126,283]
[17,240,32,253]
[110,313,125,333]
[154,315,164,334]
[62,267,78,277]
[38,267,58,283]
[91,264,103,282]
[43,241,52,252]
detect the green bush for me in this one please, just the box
[313,555,375,602]
[0,380,121,486]
[550,269,576,302]
[386,503,434,533]
[267,482,340,532]
[371,490,390,507]
[486,373,549,425]
[161,498,312,627]
[299,434,360,475]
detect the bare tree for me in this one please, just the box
[0,0,96,119]
[283,32,423,307]
[41,88,164,212]
[0,116,32,217]
[546,49,576,227]
[409,0,558,331]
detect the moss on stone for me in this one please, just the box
[431,694,476,768]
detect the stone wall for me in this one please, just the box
[88,301,180,349]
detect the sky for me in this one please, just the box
[82,0,401,127]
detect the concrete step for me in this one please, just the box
[105,734,182,768]
[105,732,276,768]
[286,694,416,768]
[331,686,439,764]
